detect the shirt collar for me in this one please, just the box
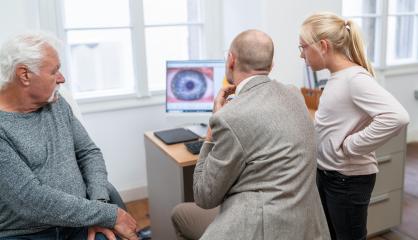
[235,75,262,96]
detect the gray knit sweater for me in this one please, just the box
[0,96,117,237]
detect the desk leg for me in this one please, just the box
[145,138,193,240]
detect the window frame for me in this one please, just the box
[342,0,418,71]
[38,0,223,113]
[142,8,205,93]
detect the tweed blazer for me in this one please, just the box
[193,76,330,240]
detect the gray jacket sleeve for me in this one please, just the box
[0,137,118,228]
[193,114,247,209]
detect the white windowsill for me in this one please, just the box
[375,63,418,77]
[77,93,165,114]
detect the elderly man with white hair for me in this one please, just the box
[0,32,138,240]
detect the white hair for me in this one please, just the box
[0,31,61,89]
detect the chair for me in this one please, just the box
[300,87,322,110]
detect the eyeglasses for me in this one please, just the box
[298,41,320,53]
[298,44,309,53]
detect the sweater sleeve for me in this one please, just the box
[0,136,118,228]
[64,99,110,201]
[342,73,410,157]
[193,114,246,209]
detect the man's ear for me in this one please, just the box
[228,52,235,70]
[15,64,31,86]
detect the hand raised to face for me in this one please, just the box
[213,85,236,113]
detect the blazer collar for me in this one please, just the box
[238,75,271,95]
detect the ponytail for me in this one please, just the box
[346,20,375,76]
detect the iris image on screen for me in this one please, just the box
[167,67,214,103]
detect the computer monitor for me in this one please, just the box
[166,60,226,113]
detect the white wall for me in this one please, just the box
[0,0,40,42]
[223,0,339,86]
[382,72,418,142]
[1,0,417,202]
[222,0,263,50]
[259,0,340,86]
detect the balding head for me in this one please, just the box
[230,30,274,73]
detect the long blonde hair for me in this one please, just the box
[300,12,375,76]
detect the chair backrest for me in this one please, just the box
[300,87,322,110]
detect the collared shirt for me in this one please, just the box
[235,75,264,96]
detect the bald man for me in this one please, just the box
[171,30,330,239]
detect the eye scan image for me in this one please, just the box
[167,67,214,103]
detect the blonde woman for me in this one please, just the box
[299,12,409,240]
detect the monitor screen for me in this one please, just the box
[166,60,226,113]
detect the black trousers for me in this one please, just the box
[317,169,376,240]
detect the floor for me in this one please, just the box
[126,143,418,240]
[125,199,150,231]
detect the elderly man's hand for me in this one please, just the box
[87,226,117,240]
[114,208,139,240]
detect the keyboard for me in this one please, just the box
[184,140,204,155]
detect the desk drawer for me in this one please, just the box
[373,152,405,196]
[367,190,402,236]
[376,128,406,157]
[373,151,405,196]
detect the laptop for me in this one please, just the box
[154,128,200,145]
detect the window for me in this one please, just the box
[62,0,134,98]
[48,0,212,100]
[142,0,203,91]
[343,0,418,67]
[342,0,379,63]
[387,0,418,64]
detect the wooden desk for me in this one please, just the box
[144,132,197,240]
[145,132,197,167]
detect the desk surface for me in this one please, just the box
[145,132,198,167]
[145,109,316,168]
